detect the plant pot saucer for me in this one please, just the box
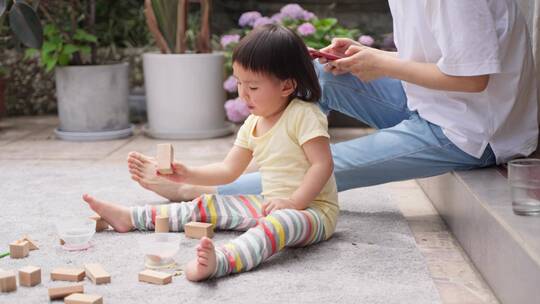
[142,122,234,140]
[54,124,134,141]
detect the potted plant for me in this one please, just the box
[24,1,132,141]
[142,0,232,139]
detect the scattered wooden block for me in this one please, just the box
[51,268,86,282]
[84,263,110,285]
[60,239,66,245]
[155,215,169,233]
[48,284,84,300]
[9,240,29,259]
[18,266,41,287]
[21,235,39,250]
[184,222,214,239]
[0,270,17,293]
[138,269,172,285]
[64,293,103,304]
[89,214,109,232]
[157,143,174,174]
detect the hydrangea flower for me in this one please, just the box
[297,22,316,36]
[239,11,263,28]
[280,4,306,20]
[225,97,250,123]
[271,12,285,23]
[220,34,240,49]
[302,11,316,20]
[253,17,273,28]
[223,75,238,93]
[382,33,396,50]
[358,35,375,47]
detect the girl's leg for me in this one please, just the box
[131,194,266,232]
[185,207,327,281]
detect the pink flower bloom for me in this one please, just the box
[271,12,285,23]
[220,34,240,49]
[302,11,316,20]
[358,35,375,47]
[239,11,262,28]
[225,97,250,123]
[253,17,273,28]
[297,22,316,36]
[280,4,305,20]
[223,75,238,93]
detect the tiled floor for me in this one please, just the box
[0,116,499,303]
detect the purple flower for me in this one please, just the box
[223,75,238,93]
[239,11,262,28]
[271,12,285,23]
[382,33,396,50]
[358,35,375,47]
[280,4,306,20]
[253,17,273,28]
[301,11,316,20]
[297,22,316,36]
[220,34,240,49]
[225,97,250,123]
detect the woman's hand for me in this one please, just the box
[332,45,389,82]
[157,161,190,183]
[319,38,360,74]
[262,198,298,215]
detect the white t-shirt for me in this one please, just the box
[388,0,538,164]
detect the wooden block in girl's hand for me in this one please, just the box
[84,263,110,285]
[138,269,172,285]
[184,222,214,239]
[51,268,85,282]
[0,270,17,293]
[9,240,29,259]
[65,293,103,304]
[156,143,174,174]
[48,284,84,300]
[155,215,169,233]
[18,265,41,287]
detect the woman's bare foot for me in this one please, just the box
[82,194,134,233]
[185,237,217,282]
[127,152,211,201]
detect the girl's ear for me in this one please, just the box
[281,79,297,98]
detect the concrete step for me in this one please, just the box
[417,168,540,304]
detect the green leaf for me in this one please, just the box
[45,57,58,73]
[42,41,57,56]
[24,48,39,60]
[79,45,91,55]
[63,44,79,55]
[8,1,43,48]
[57,53,70,66]
[74,29,98,43]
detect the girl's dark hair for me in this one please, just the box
[232,24,321,102]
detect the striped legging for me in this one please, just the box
[131,194,328,278]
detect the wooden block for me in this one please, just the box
[51,268,86,282]
[18,265,41,287]
[157,143,174,174]
[64,293,103,304]
[184,222,214,239]
[0,270,17,293]
[89,215,109,232]
[138,269,172,285]
[84,263,110,285]
[21,235,39,250]
[60,239,66,245]
[155,215,169,233]
[10,240,29,258]
[48,284,84,300]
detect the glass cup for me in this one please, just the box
[508,158,540,216]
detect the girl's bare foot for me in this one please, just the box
[82,194,134,233]
[127,152,211,201]
[185,237,217,282]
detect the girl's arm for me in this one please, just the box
[332,45,490,93]
[161,146,253,186]
[263,136,333,214]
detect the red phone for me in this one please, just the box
[308,48,343,61]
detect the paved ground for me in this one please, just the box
[0,116,499,303]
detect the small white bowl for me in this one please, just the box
[56,218,96,250]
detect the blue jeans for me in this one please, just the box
[218,62,496,194]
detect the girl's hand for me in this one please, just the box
[157,161,189,183]
[262,198,297,215]
[333,45,388,82]
[319,38,360,74]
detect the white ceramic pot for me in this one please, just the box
[143,52,232,139]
